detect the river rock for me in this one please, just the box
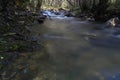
[37,19,44,23]
[106,17,119,28]
[64,11,74,17]
[87,17,95,22]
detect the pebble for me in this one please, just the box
[23,68,28,74]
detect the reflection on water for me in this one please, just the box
[30,17,120,80]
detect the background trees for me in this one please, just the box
[0,0,119,25]
[41,0,120,21]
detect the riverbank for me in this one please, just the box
[0,23,55,80]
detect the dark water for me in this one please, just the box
[30,17,120,80]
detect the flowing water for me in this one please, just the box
[28,15,120,80]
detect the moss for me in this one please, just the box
[0,64,4,70]
[0,36,37,52]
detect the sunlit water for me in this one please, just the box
[29,13,120,80]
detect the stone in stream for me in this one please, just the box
[64,11,75,17]
[35,15,46,24]
[37,19,44,23]
[106,17,119,28]
[87,17,95,22]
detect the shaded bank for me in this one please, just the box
[0,24,52,80]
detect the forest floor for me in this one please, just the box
[0,24,54,80]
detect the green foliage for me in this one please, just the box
[8,44,19,51]
[107,5,116,10]
[0,64,4,70]
[0,37,33,52]
[72,7,81,15]
[17,0,29,10]
[0,39,18,52]
[0,39,7,51]
[61,0,70,9]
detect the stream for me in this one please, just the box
[5,13,120,80]
[29,14,120,80]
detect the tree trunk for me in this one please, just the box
[36,0,42,12]
[93,0,109,21]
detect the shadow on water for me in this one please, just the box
[89,36,120,49]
